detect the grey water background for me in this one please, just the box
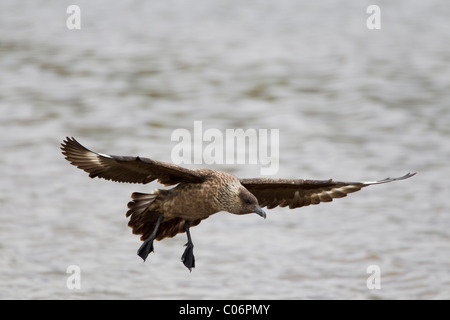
[1,0,449,299]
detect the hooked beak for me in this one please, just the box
[254,206,266,219]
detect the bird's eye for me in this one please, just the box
[245,199,252,205]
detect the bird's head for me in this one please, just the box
[227,187,266,219]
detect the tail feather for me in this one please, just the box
[126,191,206,241]
[127,193,156,212]
[126,192,159,239]
[130,192,158,201]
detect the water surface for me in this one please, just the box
[0,0,449,299]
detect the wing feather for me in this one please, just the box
[61,137,205,186]
[240,173,416,209]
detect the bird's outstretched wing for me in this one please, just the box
[240,173,416,209]
[61,137,205,186]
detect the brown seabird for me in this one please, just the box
[60,137,415,271]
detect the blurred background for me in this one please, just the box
[0,0,449,299]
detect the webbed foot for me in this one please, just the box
[181,220,195,271]
[181,241,195,271]
[136,214,164,262]
[137,238,154,261]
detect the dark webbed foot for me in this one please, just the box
[181,220,195,271]
[137,214,164,262]
[181,241,195,271]
[137,238,155,261]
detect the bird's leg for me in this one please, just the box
[181,220,195,271]
[137,214,164,262]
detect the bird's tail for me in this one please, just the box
[126,192,160,240]
[126,190,204,241]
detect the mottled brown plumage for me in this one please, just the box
[61,137,416,271]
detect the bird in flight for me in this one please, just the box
[61,137,415,271]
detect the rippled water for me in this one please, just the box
[1,0,449,299]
